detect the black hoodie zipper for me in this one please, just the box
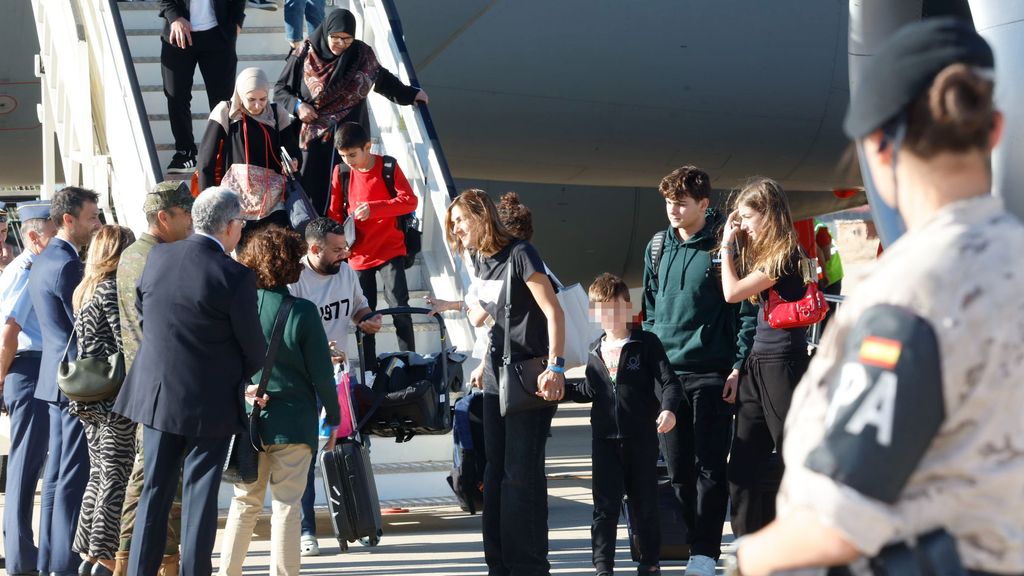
[596,337,632,439]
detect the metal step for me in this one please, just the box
[125,26,289,58]
[131,54,284,87]
[117,1,286,30]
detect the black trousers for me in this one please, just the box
[482,393,556,576]
[659,375,733,559]
[126,427,230,576]
[357,257,415,370]
[728,351,809,537]
[299,136,338,215]
[161,29,237,153]
[592,434,661,571]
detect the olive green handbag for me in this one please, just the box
[56,332,125,403]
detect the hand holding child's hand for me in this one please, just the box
[656,410,676,433]
[470,363,486,390]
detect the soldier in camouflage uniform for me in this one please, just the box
[114,181,193,576]
[725,19,1024,576]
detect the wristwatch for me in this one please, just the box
[549,356,566,368]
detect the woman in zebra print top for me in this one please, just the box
[68,225,136,576]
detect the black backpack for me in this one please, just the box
[648,230,667,290]
[339,155,422,269]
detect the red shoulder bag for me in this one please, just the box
[764,257,829,329]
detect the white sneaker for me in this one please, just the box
[300,534,320,557]
[684,555,717,576]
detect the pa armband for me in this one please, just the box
[805,304,944,504]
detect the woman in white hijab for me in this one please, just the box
[196,67,302,246]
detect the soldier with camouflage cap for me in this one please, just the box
[725,19,1024,576]
[113,180,193,576]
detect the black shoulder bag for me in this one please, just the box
[497,260,556,417]
[223,297,295,484]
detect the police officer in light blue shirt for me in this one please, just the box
[1,200,58,576]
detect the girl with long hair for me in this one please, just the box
[69,224,136,576]
[718,178,810,537]
[445,189,565,576]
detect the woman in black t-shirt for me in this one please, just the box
[445,189,566,576]
[718,178,811,537]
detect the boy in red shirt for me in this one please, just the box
[327,122,418,368]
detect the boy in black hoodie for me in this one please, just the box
[570,273,683,576]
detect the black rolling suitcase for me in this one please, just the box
[623,472,690,562]
[319,363,383,552]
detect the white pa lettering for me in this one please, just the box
[825,362,898,447]
[825,362,868,428]
[844,371,897,447]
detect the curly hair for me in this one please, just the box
[588,273,630,303]
[238,228,307,289]
[497,191,533,241]
[659,166,711,202]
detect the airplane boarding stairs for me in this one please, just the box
[31,0,483,511]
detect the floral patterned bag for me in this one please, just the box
[220,111,287,220]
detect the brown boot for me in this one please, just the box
[113,551,129,576]
[157,553,180,576]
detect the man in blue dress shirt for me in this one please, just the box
[0,201,57,576]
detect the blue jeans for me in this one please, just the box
[481,392,556,576]
[300,455,317,536]
[284,0,325,43]
[300,397,323,536]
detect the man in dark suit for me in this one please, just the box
[113,187,266,576]
[159,0,246,173]
[28,187,102,576]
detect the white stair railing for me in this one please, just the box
[31,0,160,234]
[348,0,480,360]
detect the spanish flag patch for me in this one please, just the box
[859,336,902,369]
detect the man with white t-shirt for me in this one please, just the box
[287,216,381,556]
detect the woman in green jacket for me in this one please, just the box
[218,227,341,576]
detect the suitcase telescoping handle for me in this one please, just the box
[355,306,450,350]
[353,306,452,428]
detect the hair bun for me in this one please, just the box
[929,63,994,133]
[499,191,523,208]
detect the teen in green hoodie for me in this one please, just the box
[641,166,756,576]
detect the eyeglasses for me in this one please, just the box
[328,34,354,44]
[233,218,247,228]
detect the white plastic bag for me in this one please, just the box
[0,412,10,456]
[554,280,601,369]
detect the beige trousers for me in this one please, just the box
[217,443,313,576]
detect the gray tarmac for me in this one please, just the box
[0,403,733,575]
